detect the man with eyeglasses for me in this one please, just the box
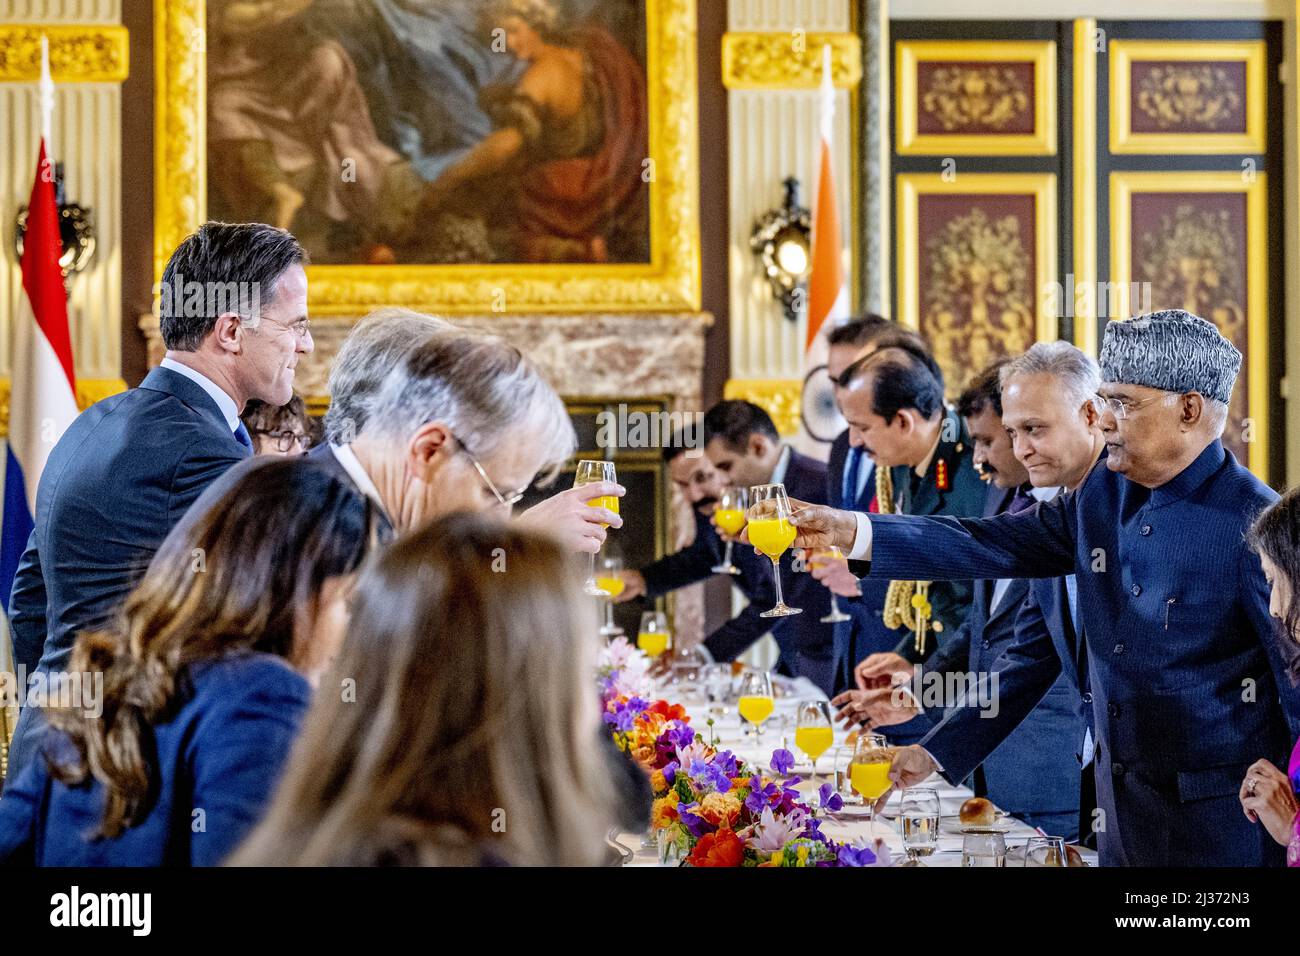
[5,222,313,784]
[783,310,1300,867]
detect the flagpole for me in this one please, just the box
[39,35,54,160]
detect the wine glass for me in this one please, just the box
[899,787,941,863]
[962,830,1007,868]
[596,552,625,638]
[795,699,834,779]
[737,670,775,745]
[812,546,853,623]
[637,610,671,660]
[1023,835,1068,867]
[848,732,893,830]
[574,459,618,596]
[710,486,749,575]
[747,483,802,618]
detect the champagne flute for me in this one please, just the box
[737,670,775,746]
[596,552,625,638]
[574,459,618,596]
[812,546,853,623]
[710,486,749,575]
[747,483,802,618]
[1023,835,1067,867]
[794,699,834,779]
[848,732,893,833]
[899,787,941,863]
[637,610,671,659]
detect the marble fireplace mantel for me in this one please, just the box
[138,310,716,642]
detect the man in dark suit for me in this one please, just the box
[671,400,836,694]
[788,311,1300,866]
[817,322,951,694]
[816,345,985,713]
[836,357,1086,838]
[5,222,313,783]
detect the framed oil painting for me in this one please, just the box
[154,0,700,314]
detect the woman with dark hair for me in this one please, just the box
[241,394,316,456]
[231,512,623,867]
[0,458,374,866]
[1241,486,1300,865]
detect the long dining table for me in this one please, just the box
[615,675,1098,867]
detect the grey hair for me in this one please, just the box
[365,332,575,480]
[1000,340,1101,411]
[1204,398,1230,437]
[324,308,454,444]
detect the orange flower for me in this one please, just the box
[649,769,668,794]
[699,791,742,828]
[647,700,688,722]
[687,828,744,868]
[651,792,681,830]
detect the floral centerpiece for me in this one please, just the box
[598,638,890,868]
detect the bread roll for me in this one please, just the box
[959,796,996,827]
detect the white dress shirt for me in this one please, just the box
[328,442,387,511]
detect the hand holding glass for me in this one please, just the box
[747,484,801,618]
[574,459,618,596]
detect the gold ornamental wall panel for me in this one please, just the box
[895,40,1056,156]
[1109,39,1266,155]
[896,173,1057,394]
[1109,170,1269,476]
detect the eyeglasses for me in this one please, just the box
[453,436,526,509]
[257,429,310,453]
[250,315,312,340]
[1093,393,1175,420]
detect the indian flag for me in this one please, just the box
[795,45,850,459]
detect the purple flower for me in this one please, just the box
[835,842,879,867]
[744,775,779,815]
[678,802,711,838]
[712,750,740,777]
[818,782,844,812]
[770,748,795,776]
[662,760,678,785]
[687,758,732,793]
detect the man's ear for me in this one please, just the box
[408,421,454,481]
[1181,392,1205,429]
[212,312,244,355]
[894,408,916,436]
[1081,396,1100,429]
[748,432,770,459]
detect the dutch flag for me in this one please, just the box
[2,39,77,643]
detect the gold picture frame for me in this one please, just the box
[895,173,1058,378]
[895,40,1056,156]
[1109,39,1266,155]
[1108,170,1269,478]
[153,0,700,316]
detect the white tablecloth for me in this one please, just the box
[616,677,1097,867]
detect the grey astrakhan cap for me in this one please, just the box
[1098,309,1240,404]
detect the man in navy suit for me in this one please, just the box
[814,344,985,724]
[837,356,1089,838]
[815,321,950,694]
[674,400,836,694]
[5,222,313,783]
[788,312,1299,866]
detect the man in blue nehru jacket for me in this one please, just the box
[787,310,1300,866]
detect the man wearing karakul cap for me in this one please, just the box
[786,310,1300,866]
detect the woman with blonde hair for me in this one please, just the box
[232,512,623,866]
[0,458,374,865]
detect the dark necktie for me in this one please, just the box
[233,421,254,452]
[842,447,862,509]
